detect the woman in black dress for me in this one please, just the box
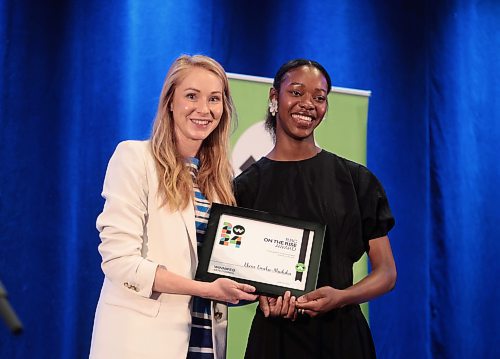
[234,59,397,358]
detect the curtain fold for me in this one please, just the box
[428,1,500,357]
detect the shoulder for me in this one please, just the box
[347,160,382,188]
[233,158,267,206]
[318,150,385,193]
[112,140,151,159]
[104,140,153,183]
[323,151,376,181]
[235,161,261,184]
[341,158,388,201]
[235,155,274,183]
[109,140,153,170]
[316,150,360,176]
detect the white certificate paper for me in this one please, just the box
[207,214,314,290]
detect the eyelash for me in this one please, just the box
[289,90,326,103]
[185,94,221,102]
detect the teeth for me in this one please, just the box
[292,114,312,122]
[191,119,210,125]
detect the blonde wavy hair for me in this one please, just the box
[150,54,236,210]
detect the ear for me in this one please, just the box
[269,87,278,101]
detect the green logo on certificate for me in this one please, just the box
[295,263,306,272]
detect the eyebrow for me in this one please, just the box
[289,82,327,93]
[183,88,222,94]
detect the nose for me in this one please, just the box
[197,98,210,114]
[299,95,314,110]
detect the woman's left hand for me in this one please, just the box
[295,286,345,318]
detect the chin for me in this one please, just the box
[193,131,215,141]
[289,133,314,141]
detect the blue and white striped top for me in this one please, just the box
[186,158,214,359]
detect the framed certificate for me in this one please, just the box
[196,203,325,297]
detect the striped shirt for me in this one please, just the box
[186,158,214,359]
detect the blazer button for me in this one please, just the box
[123,282,130,288]
[214,311,223,321]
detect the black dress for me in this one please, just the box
[234,150,395,359]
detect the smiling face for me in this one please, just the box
[273,65,328,142]
[170,67,224,156]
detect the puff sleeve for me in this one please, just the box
[352,164,395,243]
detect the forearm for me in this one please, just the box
[295,236,396,316]
[152,266,258,304]
[152,265,209,297]
[341,235,397,306]
[340,265,397,306]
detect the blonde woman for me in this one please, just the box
[90,55,256,359]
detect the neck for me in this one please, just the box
[267,135,320,161]
[177,140,202,158]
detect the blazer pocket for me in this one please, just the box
[103,284,161,318]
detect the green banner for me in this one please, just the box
[227,73,371,359]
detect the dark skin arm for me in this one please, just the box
[296,235,396,317]
[259,235,396,318]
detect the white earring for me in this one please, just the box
[268,98,278,116]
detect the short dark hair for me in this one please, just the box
[265,59,332,136]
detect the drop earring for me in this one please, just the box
[268,98,278,116]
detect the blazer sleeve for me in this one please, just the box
[96,141,158,298]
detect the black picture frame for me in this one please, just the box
[195,203,325,297]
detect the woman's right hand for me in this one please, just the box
[205,278,257,304]
[259,291,297,320]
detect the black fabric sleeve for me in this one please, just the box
[352,163,395,242]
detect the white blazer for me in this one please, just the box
[89,140,227,359]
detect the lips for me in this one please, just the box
[190,118,212,126]
[291,113,314,123]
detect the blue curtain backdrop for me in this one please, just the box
[1,0,498,358]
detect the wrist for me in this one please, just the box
[152,265,167,292]
[195,280,211,298]
[337,288,352,308]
